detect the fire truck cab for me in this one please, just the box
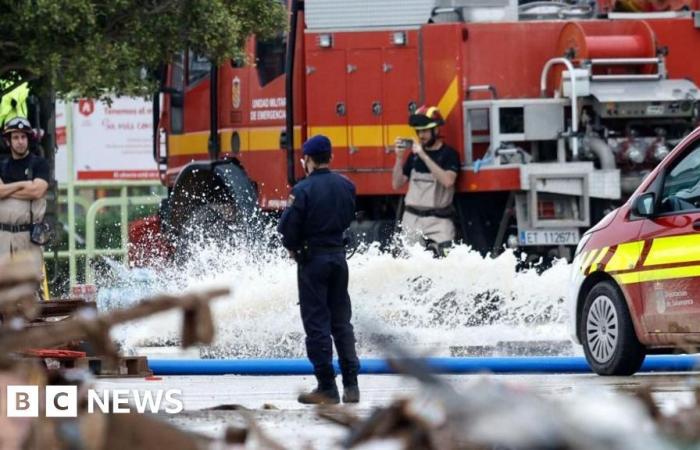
[138,0,700,264]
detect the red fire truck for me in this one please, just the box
[131,0,700,264]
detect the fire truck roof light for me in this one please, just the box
[392,31,406,46]
[319,34,333,48]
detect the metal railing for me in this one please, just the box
[45,182,164,288]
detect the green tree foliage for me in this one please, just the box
[0,0,287,97]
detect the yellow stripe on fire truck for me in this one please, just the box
[437,76,460,120]
[168,124,417,156]
[166,76,461,157]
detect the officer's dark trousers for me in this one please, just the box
[298,252,359,383]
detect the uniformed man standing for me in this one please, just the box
[392,105,460,257]
[0,117,49,280]
[277,135,360,405]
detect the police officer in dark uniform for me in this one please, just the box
[277,135,360,405]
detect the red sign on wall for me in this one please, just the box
[78,99,95,117]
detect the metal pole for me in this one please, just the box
[65,102,77,287]
[45,249,128,259]
[120,186,129,267]
[208,65,219,161]
[285,0,302,186]
[540,58,579,160]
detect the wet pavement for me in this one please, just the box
[96,371,700,448]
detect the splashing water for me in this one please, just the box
[100,223,575,358]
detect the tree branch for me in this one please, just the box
[144,0,181,16]
[102,0,180,40]
[0,63,31,77]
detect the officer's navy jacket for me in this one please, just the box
[277,168,355,251]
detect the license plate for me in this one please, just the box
[518,229,580,246]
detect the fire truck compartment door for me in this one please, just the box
[346,49,384,169]
[382,47,419,168]
[305,50,349,169]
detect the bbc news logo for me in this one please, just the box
[5,386,184,417]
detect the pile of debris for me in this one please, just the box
[321,355,700,450]
[0,255,239,450]
[222,352,700,450]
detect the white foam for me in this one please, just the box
[102,230,573,358]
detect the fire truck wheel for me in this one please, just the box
[580,280,645,376]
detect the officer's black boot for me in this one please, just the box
[341,362,360,403]
[341,372,360,404]
[298,373,339,405]
[336,335,360,403]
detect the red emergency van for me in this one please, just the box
[570,126,700,375]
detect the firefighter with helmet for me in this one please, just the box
[392,106,460,256]
[0,117,50,284]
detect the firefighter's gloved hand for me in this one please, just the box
[473,159,483,173]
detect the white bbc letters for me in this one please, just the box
[46,386,78,417]
[4,386,183,416]
[7,386,39,417]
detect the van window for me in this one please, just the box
[661,143,700,212]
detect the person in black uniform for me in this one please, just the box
[277,135,360,405]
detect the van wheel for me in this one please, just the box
[580,281,645,375]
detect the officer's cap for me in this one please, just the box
[303,135,331,156]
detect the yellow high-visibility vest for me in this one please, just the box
[0,82,29,128]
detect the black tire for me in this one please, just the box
[580,281,645,375]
